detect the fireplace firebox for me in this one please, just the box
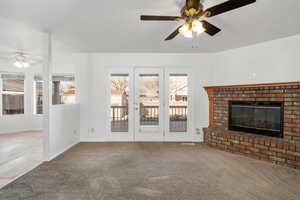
[229,101,284,138]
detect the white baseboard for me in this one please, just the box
[80,138,203,143]
[48,141,79,161]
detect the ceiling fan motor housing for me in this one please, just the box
[183,0,203,17]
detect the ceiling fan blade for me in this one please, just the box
[141,15,183,21]
[205,0,256,17]
[165,25,183,41]
[202,20,221,36]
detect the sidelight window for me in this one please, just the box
[169,74,188,132]
[110,74,129,132]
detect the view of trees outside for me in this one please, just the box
[169,74,188,106]
[52,80,76,105]
[111,75,129,106]
[110,75,129,132]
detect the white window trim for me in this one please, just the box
[0,72,25,116]
[106,67,135,141]
[2,91,24,95]
[164,67,195,142]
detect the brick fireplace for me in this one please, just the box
[203,82,300,169]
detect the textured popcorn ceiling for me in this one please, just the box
[0,0,299,53]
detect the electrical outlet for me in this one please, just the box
[196,128,201,135]
[90,128,95,133]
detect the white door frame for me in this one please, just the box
[134,67,164,141]
[106,67,134,141]
[164,67,194,141]
[106,66,195,142]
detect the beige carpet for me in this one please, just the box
[1,142,300,200]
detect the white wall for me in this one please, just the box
[77,35,300,142]
[47,52,86,159]
[49,104,80,159]
[79,53,214,142]
[0,17,45,134]
[212,35,300,85]
[0,16,84,160]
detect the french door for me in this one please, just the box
[108,67,193,142]
[134,68,164,141]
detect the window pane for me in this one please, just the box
[110,74,129,132]
[169,74,188,132]
[3,94,24,115]
[36,81,43,114]
[3,80,24,92]
[2,74,25,115]
[139,74,159,126]
[52,75,76,105]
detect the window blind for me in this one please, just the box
[1,73,25,80]
[1,73,25,92]
[34,75,43,81]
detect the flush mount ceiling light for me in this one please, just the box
[14,53,30,69]
[140,0,256,40]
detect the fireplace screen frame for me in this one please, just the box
[228,101,284,138]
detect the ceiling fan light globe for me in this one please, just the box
[183,30,193,38]
[14,61,30,68]
[192,20,205,35]
[23,62,30,68]
[14,61,22,68]
[179,24,189,34]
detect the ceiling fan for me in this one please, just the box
[0,51,42,69]
[140,0,256,40]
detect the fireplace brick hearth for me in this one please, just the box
[203,82,300,169]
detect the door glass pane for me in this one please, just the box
[139,74,159,126]
[169,74,188,132]
[110,74,129,132]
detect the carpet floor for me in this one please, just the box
[1,142,300,200]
